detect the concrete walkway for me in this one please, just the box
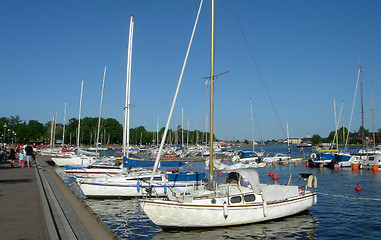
[0,157,119,240]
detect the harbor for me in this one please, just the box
[55,145,381,239]
[2,144,379,239]
[1,0,380,239]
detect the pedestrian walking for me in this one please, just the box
[18,149,25,168]
[25,144,33,168]
[8,144,17,167]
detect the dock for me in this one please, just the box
[0,156,120,240]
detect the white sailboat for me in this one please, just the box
[140,0,317,228]
[51,80,99,167]
[77,15,204,198]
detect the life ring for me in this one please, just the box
[311,153,317,159]
[307,175,317,188]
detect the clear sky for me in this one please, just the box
[1,0,380,141]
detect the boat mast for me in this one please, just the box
[96,66,107,156]
[334,99,339,152]
[360,65,365,150]
[250,98,255,152]
[371,84,375,153]
[62,102,66,148]
[123,15,134,157]
[208,0,215,190]
[149,0,203,184]
[77,80,84,150]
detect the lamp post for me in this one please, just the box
[3,124,6,144]
[8,129,10,144]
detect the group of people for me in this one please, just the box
[0,144,36,168]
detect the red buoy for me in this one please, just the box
[218,173,223,177]
[355,185,363,191]
[268,172,274,176]
[306,162,310,168]
[189,166,193,171]
[272,174,279,181]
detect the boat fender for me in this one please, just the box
[307,175,317,188]
[223,201,228,219]
[137,181,140,192]
[311,153,317,159]
[263,201,268,217]
[164,184,167,194]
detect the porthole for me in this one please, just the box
[244,194,256,202]
[230,196,242,203]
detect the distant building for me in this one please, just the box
[282,138,301,144]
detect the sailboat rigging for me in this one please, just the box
[140,0,317,228]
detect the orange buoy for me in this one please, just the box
[352,164,359,170]
[268,172,274,176]
[282,162,287,165]
[294,162,299,167]
[372,166,379,172]
[189,166,193,171]
[306,162,310,168]
[272,174,279,181]
[355,185,363,191]
[272,161,276,165]
[218,173,223,177]
[319,164,324,168]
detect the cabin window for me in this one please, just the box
[240,176,252,188]
[225,172,240,184]
[244,194,256,202]
[230,196,242,204]
[142,177,161,181]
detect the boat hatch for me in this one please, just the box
[225,172,240,184]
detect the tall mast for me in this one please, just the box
[360,65,365,149]
[77,80,84,150]
[249,98,255,152]
[96,66,107,156]
[123,15,134,157]
[62,102,66,147]
[371,84,375,153]
[342,101,345,147]
[208,0,215,190]
[334,99,339,152]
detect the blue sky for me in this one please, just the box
[1,0,380,141]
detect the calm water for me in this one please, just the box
[56,145,381,239]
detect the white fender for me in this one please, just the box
[223,201,228,219]
[263,201,268,217]
[311,153,317,159]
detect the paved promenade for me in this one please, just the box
[0,156,119,240]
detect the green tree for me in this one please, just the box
[311,134,322,145]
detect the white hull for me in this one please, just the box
[140,191,316,228]
[79,179,202,198]
[78,171,205,198]
[65,168,122,178]
[51,155,98,167]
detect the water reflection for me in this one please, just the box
[153,211,317,239]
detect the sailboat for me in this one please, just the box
[77,15,205,198]
[140,0,317,228]
[51,80,99,167]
